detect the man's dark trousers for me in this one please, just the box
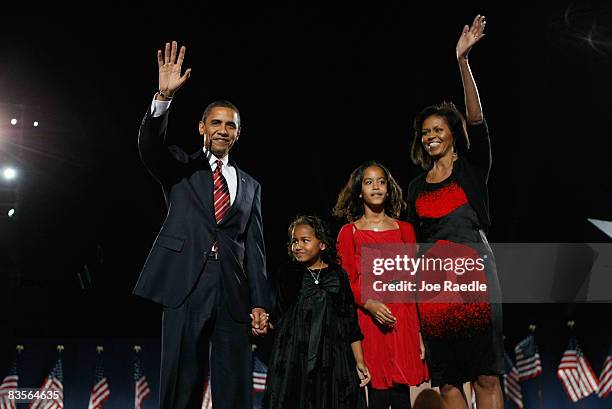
[159,256,252,409]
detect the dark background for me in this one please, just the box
[0,4,610,405]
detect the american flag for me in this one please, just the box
[29,355,64,409]
[200,356,269,409]
[134,351,150,409]
[201,380,212,409]
[503,351,523,409]
[514,335,543,381]
[88,351,110,409]
[469,382,477,409]
[252,356,267,393]
[597,346,612,399]
[0,358,18,409]
[557,338,599,402]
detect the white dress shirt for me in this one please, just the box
[151,97,238,204]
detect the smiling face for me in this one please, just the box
[421,115,454,158]
[361,166,388,208]
[290,224,326,267]
[198,107,240,158]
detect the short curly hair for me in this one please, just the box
[411,101,470,171]
[333,161,406,222]
[201,100,241,127]
[287,215,339,266]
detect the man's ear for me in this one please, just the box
[236,126,241,141]
[199,121,208,146]
[320,242,327,251]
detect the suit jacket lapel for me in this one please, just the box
[187,149,216,225]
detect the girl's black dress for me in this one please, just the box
[263,262,366,409]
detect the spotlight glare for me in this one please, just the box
[8,208,15,217]
[10,118,18,126]
[33,121,39,127]
[3,167,17,180]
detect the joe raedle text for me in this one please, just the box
[372,280,488,293]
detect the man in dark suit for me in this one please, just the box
[133,41,271,409]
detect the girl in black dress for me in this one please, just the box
[263,215,370,409]
[406,15,504,409]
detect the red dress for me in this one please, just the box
[337,221,429,389]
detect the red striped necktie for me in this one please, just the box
[213,159,230,223]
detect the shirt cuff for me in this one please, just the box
[150,95,172,117]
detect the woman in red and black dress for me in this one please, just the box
[335,161,429,409]
[406,16,504,409]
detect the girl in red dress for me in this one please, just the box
[334,161,429,409]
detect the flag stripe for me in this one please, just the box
[29,355,63,409]
[503,352,523,409]
[557,340,600,402]
[134,353,150,409]
[0,360,18,409]
[514,336,543,381]
[597,354,611,398]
